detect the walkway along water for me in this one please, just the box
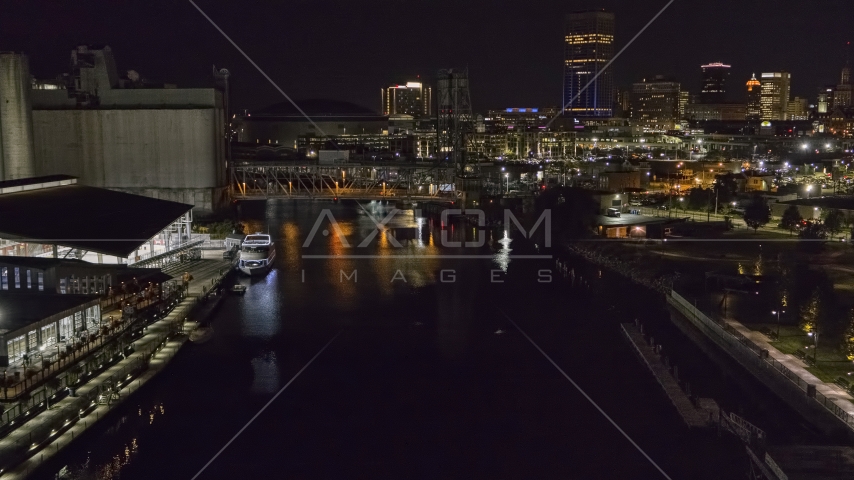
[621,322,715,428]
[0,255,233,479]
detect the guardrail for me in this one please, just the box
[669,290,854,431]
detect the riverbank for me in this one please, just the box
[0,255,234,479]
[563,239,854,440]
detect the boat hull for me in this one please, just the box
[238,263,272,276]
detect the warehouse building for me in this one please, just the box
[0,46,228,215]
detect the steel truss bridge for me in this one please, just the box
[230,161,463,200]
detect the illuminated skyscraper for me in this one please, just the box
[699,63,730,103]
[760,72,790,121]
[631,76,681,132]
[746,74,761,121]
[382,81,432,117]
[563,9,615,117]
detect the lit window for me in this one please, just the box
[0,267,6,290]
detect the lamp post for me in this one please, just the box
[808,330,819,363]
[771,309,785,338]
[505,173,509,194]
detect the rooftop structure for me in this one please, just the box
[0,175,192,260]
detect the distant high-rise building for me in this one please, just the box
[760,72,791,121]
[631,75,681,131]
[817,87,832,114]
[786,96,808,120]
[832,65,852,109]
[700,63,730,103]
[746,74,761,121]
[382,81,432,117]
[678,90,689,118]
[563,9,615,117]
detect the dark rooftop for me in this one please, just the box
[0,293,99,335]
[594,214,670,227]
[0,174,76,190]
[0,182,192,257]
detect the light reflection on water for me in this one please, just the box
[250,350,280,394]
[56,403,165,480]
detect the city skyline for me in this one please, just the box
[1,0,852,114]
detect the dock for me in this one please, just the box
[621,322,712,428]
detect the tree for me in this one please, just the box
[799,288,822,334]
[798,220,827,240]
[743,195,770,232]
[780,205,803,236]
[844,309,854,361]
[821,208,845,238]
[687,188,710,211]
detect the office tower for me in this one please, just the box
[786,97,808,120]
[746,74,761,121]
[832,65,852,109]
[563,9,615,117]
[382,81,432,117]
[700,63,730,103]
[631,75,681,131]
[760,72,791,121]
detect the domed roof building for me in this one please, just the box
[236,98,389,149]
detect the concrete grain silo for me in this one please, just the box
[0,52,36,180]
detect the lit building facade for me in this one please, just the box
[786,96,809,120]
[631,76,681,132]
[832,66,852,109]
[760,72,791,121]
[563,10,615,117]
[746,74,761,121]
[382,81,432,117]
[700,63,730,104]
[483,108,559,131]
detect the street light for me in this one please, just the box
[771,310,785,337]
[505,173,509,194]
[807,331,819,363]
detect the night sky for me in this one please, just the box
[2,0,852,113]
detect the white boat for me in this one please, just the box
[238,233,275,276]
[231,284,247,294]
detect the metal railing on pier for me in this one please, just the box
[669,290,854,431]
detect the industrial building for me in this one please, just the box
[0,52,36,181]
[0,46,228,215]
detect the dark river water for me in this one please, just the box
[39,200,821,480]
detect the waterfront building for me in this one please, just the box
[631,76,681,132]
[563,9,615,117]
[0,293,101,367]
[760,72,791,121]
[700,63,731,104]
[745,74,761,121]
[382,81,432,117]
[0,175,194,267]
